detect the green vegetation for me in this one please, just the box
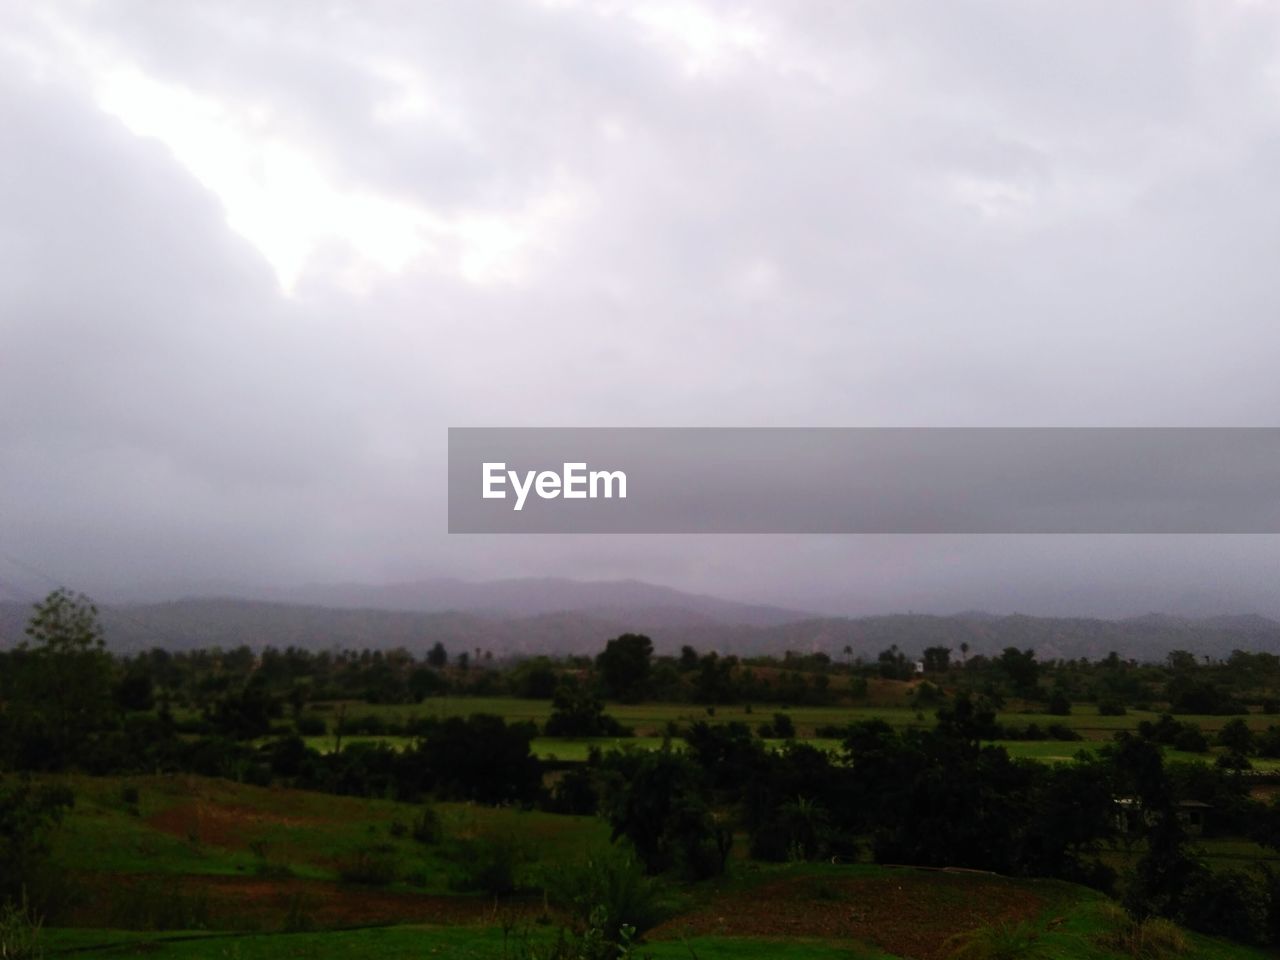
[7,590,1280,958]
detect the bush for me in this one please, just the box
[1047,724,1082,742]
[546,768,599,816]
[295,715,326,736]
[1171,728,1208,753]
[758,713,796,738]
[1257,726,1280,758]
[415,715,544,804]
[411,805,443,845]
[913,682,946,708]
[945,920,1047,959]
[547,853,668,943]
[1093,902,1188,959]
[1217,718,1255,755]
[1179,869,1267,944]
[0,894,43,960]
[1216,751,1252,771]
[450,834,525,897]
[1099,699,1128,717]
[505,906,638,960]
[0,779,75,914]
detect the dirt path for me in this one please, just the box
[649,870,1049,960]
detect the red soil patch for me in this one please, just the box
[73,873,542,929]
[146,802,320,848]
[649,869,1047,960]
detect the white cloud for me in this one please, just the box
[4,1,1280,608]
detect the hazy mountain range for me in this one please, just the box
[2,578,1280,663]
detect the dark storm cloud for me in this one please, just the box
[4,1,1280,614]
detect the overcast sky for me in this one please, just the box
[4,1,1280,616]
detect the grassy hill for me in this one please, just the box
[26,774,1272,960]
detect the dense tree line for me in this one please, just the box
[575,695,1280,945]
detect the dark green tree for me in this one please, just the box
[998,647,1039,695]
[601,749,730,879]
[0,777,74,908]
[1108,734,1203,920]
[1218,718,1256,755]
[17,589,114,766]
[922,646,951,673]
[545,677,629,737]
[596,634,653,703]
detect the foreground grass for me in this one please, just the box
[50,774,612,892]
[41,927,896,959]
[31,775,1278,960]
[39,901,1272,960]
[34,761,1280,959]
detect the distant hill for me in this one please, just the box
[2,578,1279,661]
[259,576,807,627]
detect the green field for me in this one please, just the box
[310,696,1280,737]
[290,697,1280,779]
[18,695,1280,958]
[29,775,1273,960]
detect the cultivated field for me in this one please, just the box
[33,774,1273,960]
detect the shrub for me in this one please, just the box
[1171,727,1207,753]
[770,713,795,738]
[0,780,75,916]
[411,805,443,845]
[1257,726,1280,758]
[1216,751,1252,771]
[1179,868,1267,943]
[913,682,946,708]
[505,906,637,960]
[1093,902,1188,959]
[1099,699,1127,717]
[544,681,632,738]
[1047,724,1082,742]
[1217,718,1255,755]
[547,853,668,943]
[295,715,326,736]
[0,894,43,960]
[945,920,1047,960]
[546,769,599,816]
[450,834,525,897]
[415,715,544,804]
